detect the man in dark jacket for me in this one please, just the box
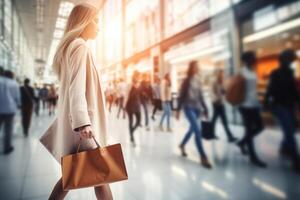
[265,49,300,172]
[20,78,35,137]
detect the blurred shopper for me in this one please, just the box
[265,49,300,172]
[45,4,113,199]
[106,83,114,113]
[0,68,20,154]
[237,51,267,168]
[176,61,212,169]
[139,73,152,131]
[159,73,172,132]
[116,78,126,119]
[151,76,161,121]
[34,84,41,116]
[48,84,57,116]
[20,78,35,137]
[211,69,237,142]
[40,84,48,110]
[124,71,141,146]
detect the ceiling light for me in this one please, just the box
[55,18,67,30]
[243,18,300,43]
[53,29,64,39]
[58,1,74,18]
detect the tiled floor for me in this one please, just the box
[0,107,300,200]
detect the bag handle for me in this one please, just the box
[76,136,101,153]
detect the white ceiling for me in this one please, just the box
[14,0,62,61]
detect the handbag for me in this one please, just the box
[201,120,217,140]
[62,136,128,190]
[225,74,246,106]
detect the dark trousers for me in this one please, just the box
[272,105,299,164]
[127,110,141,142]
[117,97,126,118]
[211,103,234,140]
[35,99,40,116]
[141,102,149,126]
[21,105,33,136]
[152,99,161,118]
[239,107,264,161]
[0,114,15,151]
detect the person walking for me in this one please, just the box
[0,68,21,154]
[211,69,237,142]
[20,78,35,137]
[159,73,172,132]
[48,84,57,116]
[116,78,126,119]
[176,61,212,169]
[124,71,141,146]
[34,84,41,116]
[41,3,113,199]
[265,49,300,172]
[151,76,161,121]
[139,73,152,131]
[40,84,48,111]
[237,51,267,168]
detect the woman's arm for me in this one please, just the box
[69,43,91,132]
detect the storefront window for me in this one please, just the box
[13,8,19,57]
[4,0,12,46]
[165,0,210,38]
[0,0,3,37]
[102,0,122,66]
[125,0,160,57]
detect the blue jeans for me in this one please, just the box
[272,105,299,160]
[180,106,207,158]
[160,101,171,129]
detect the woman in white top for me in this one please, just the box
[237,51,267,168]
[159,73,172,132]
[42,3,113,199]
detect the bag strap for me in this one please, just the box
[76,136,101,153]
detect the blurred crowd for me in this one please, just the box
[0,66,58,154]
[1,48,300,174]
[105,49,300,173]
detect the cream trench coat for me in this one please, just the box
[40,38,107,164]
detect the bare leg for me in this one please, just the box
[94,184,113,200]
[49,178,68,200]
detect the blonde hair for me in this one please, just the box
[52,4,98,79]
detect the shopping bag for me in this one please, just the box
[201,121,217,140]
[62,137,128,190]
[225,74,246,106]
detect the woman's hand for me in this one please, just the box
[78,125,94,139]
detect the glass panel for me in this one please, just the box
[4,0,12,44]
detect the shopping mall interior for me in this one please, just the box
[0,0,300,199]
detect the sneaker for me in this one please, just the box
[251,159,267,168]
[237,142,248,155]
[228,137,237,143]
[179,145,187,157]
[200,157,212,169]
[159,125,164,132]
[4,147,14,155]
[167,128,173,132]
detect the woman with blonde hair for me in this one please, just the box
[40,3,113,200]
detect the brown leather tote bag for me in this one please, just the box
[62,137,128,190]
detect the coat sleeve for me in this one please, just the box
[69,43,91,132]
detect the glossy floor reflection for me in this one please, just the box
[0,107,299,200]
